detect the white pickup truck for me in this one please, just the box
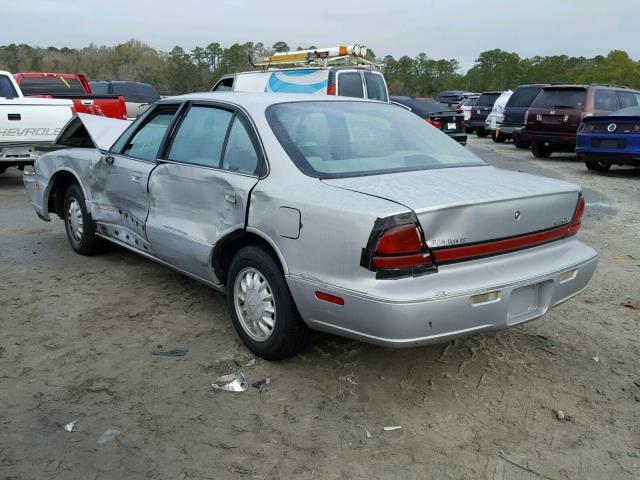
[0,70,75,174]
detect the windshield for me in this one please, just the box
[266,101,485,179]
[532,88,586,109]
[19,76,85,95]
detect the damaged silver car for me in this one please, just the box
[24,93,598,360]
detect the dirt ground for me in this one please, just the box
[1,137,639,480]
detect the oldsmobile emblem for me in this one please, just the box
[607,123,617,132]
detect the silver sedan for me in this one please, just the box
[24,93,598,359]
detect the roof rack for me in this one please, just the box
[252,44,380,70]
[588,83,630,89]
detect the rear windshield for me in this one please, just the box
[507,86,544,108]
[111,82,160,103]
[0,75,18,97]
[462,97,478,106]
[266,101,485,179]
[476,93,501,106]
[531,88,586,109]
[18,76,85,95]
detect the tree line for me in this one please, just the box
[1,40,638,97]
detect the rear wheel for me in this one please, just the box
[476,127,487,138]
[585,160,612,172]
[226,245,312,360]
[464,126,474,134]
[531,141,553,158]
[63,184,108,255]
[512,134,530,149]
[492,131,506,143]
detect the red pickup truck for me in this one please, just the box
[14,73,127,120]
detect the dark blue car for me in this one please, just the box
[576,106,640,171]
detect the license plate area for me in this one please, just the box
[507,283,542,325]
[591,138,626,149]
[447,122,457,130]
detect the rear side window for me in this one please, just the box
[476,94,500,106]
[0,75,18,97]
[213,77,234,92]
[364,72,388,102]
[111,83,160,103]
[116,106,178,161]
[338,72,364,98]
[168,106,233,168]
[532,89,586,109]
[594,90,618,111]
[507,86,544,107]
[89,82,109,94]
[616,91,638,109]
[18,76,85,95]
[222,118,260,175]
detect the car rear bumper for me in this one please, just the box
[499,124,523,135]
[446,132,467,144]
[22,170,50,220]
[287,238,597,347]
[467,118,488,128]
[577,151,640,167]
[521,131,577,148]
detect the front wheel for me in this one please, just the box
[585,160,612,172]
[531,141,553,158]
[63,184,108,255]
[226,245,312,360]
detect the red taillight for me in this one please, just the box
[572,194,585,223]
[364,223,435,276]
[426,118,442,128]
[327,83,336,95]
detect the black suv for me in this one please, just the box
[500,84,549,147]
[467,91,502,137]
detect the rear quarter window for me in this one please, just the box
[594,90,619,111]
[0,75,18,97]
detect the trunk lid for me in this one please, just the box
[322,166,580,248]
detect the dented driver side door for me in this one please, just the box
[145,102,263,284]
[89,104,180,250]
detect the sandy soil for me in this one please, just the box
[1,137,639,480]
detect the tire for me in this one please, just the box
[476,127,487,138]
[492,131,506,143]
[226,245,312,360]
[464,126,474,134]
[63,183,108,255]
[585,160,612,172]
[531,141,553,158]
[512,134,530,149]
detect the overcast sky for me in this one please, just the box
[2,0,637,70]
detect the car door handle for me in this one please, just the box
[104,155,115,165]
[224,189,236,204]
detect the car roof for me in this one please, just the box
[391,96,454,114]
[161,91,374,108]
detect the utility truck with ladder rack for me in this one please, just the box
[211,44,389,102]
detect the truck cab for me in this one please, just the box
[211,44,389,102]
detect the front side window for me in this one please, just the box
[0,75,18,97]
[168,106,233,168]
[594,90,618,111]
[364,72,388,102]
[115,106,178,161]
[337,72,364,98]
[267,101,485,179]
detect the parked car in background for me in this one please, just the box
[212,44,389,102]
[14,72,127,120]
[461,95,479,123]
[576,105,640,171]
[24,93,597,360]
[391,95,467,144]
[501,84,549,148]
[467,91,502,137]
[521,84,640,158]
[0,71,74,173]
[89,80,160,119]
[485,90,512,142]
[435,91,476,111]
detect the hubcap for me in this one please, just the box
[67,198,84,244]
[233,267,276,342]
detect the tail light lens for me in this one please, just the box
[572,194,585,223]
[425,118,442,129]
[326,83,336,95]
[361,221,436,278]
